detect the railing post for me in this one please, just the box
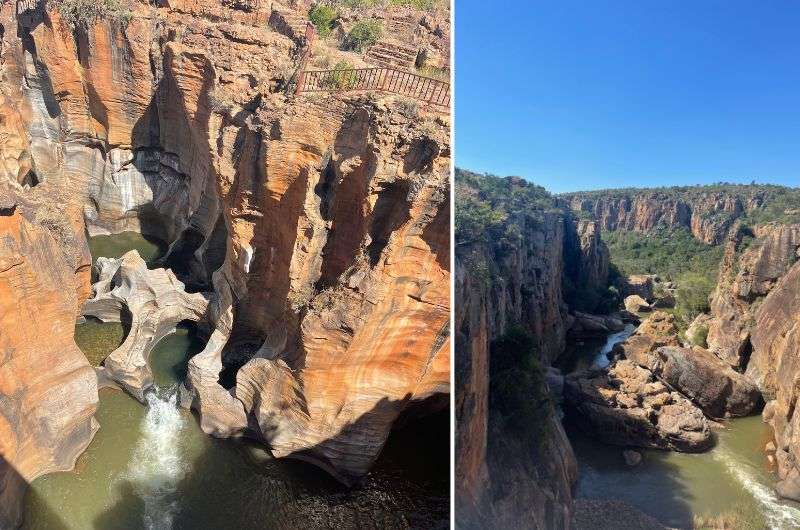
[295,22,318,95]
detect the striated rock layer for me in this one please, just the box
[0,207,98,529]
[0,0,450,510]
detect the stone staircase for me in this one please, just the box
[365,40,418,70]
[269,4,311,43]
[385,14,418,41]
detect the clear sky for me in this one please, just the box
[455,0,800,193]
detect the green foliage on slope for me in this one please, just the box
[455,168,560,245]
[488,326,551,456]
[602,227,725,281]
[52,0,132,29]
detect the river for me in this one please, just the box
[22,233,449,530]
[562,325,800,529]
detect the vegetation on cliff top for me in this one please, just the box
[455,168,559,245]
[52,0,132,29]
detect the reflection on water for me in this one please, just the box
[565,328,800,529]
[25,322,448,529]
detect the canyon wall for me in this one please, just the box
[455,172,608,529]
[0,0,450,518]
[0,191,98,529]
[564,186,791,244]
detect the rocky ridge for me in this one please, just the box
[563,185,797,244]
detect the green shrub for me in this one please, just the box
[603,227,725,282]
[52,0,132,29]
[308,4,337,37]
[344,19,382,52]
[488,326,551,449]
[389,0,438,10]
[674,272,715,327]
[322,60,358,89]
[455,168,558,245]
[333,0,380,7]
[690,324,709,348]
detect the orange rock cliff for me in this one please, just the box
[0,0,450,525]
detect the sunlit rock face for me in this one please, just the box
[751,262,800,501]
[0,0,450,509]
[0,207,98,529]
[564,189,771,244]
[705,224,800,370]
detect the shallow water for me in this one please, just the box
[88,231,166,265]
[22,237,448,529]
[565,327,800,529]
[25,325,448,529]
[73,317,126,366]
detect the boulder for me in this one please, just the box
[623,274,656,301]
[624,295,651,313]
[569,311,626,338]
[564,360,712,452]
[647,346,762,418]
[636,310,678,339]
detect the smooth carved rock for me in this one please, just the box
[0,210,98,529]
[82,251,210,400]
[635,346,761,418]
[565,360,712,452]
[2,0,451,494]
[621,312,760,418]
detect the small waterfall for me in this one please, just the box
[713,446,800,529]
[125,387,187,530]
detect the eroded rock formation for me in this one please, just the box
[706,224,800,369]
[82,251,210,399]
[751,262,800,500]
[564,187,780,244]
[0,206,98,529]
[455,172,611,529]
[0,0,450,512]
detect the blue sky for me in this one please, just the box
[455,0,800,193]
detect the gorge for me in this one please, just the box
[0,0,451,527]
[455,169,800,529]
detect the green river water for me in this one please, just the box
[564,327,800,529]
[22,233,448,530]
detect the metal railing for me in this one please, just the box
[296,67,450,107]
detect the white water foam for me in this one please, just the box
[713,446,800,529]
[592,323,636,368]
[125,387,187,530]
